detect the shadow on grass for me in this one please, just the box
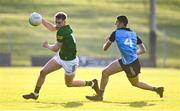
[62,102,83,108]
[103,99,164,108]
[26,99,164,108]
[36,101,86,108]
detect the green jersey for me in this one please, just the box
[56,25,77,61]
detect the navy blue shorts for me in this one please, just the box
[118,59,141,78]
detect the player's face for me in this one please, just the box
[55,19,66,28]
[115,20,124,28]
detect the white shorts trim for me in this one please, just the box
[53,53,79,75]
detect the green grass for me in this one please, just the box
[0,67,180,110]
[0,0,180,67]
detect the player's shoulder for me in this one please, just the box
[58,25,73,35]
[57,28,64,35]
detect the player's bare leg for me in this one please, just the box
[64,73,85,87]
[36,59,62,87]
[86,59,123,101]
[64,72,99,94]
[22,58,62,100]
[100,60,123,90]
[128,76,164,98]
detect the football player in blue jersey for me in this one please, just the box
[86,15,164,101]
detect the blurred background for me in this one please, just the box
[0,0,180,68]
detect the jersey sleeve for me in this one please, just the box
[109,31,116,42]
[56,30,64,43]
[57,35,64,43]
[137,36,142,44]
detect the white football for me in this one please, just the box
[29,12,42,26]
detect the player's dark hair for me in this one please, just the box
[117,15,128,26]
[55,12,67,20]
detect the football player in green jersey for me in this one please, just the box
[22,12,99,100]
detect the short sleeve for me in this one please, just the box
[109,31,116,42]
[56,30,64,43]
[57,35,64,43]
[137,36,142,44]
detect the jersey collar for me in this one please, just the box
[117,27,132,31]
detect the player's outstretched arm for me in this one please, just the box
[42,18,57,31]
[103,40,112,51]
[137,43,146,55]
[42,40,62,52]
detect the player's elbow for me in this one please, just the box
[143,46,147,53]
[103,44,106,51]
[103,47,108,51]
[141,48,146,54]
[103,43,111,51]
[52,46,60,52]
[139,44,146,54]
[53,48,59,52]
[49,27,56,31]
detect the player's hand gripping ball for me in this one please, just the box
[29,12,42,26]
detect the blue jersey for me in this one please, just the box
[109,28,142,65]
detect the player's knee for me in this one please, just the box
[40,69,47,77]
[130,81,138,87]
[102,69,109,78]
[65,82,73,87]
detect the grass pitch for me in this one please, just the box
[0,67,180,110]
[0,0,180,66]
